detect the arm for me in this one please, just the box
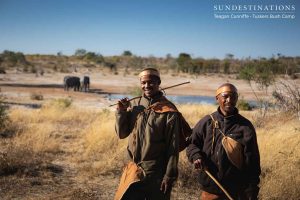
[186,118,207,165]
[164,112,180,180]
[160,113,180,193]
[115,98,133,139]
[243,125,261,199]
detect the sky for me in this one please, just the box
[0,0,299,59]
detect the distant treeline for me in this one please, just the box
[0,50,300,78]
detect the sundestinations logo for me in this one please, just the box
[213,4,296,20]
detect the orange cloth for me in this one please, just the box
[148,98,192,152]
[139,69,160,78]
[114,162,145,200]
[215,85,237,96]
[201,191,225,200]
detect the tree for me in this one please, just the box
[1,50,28,67]
[122,50,132,56]
[224,53,234,74]
[57,51,63,56]
[74,49,87,57]
[225,53,234,60]
[177,53,192,73]
[223,60,230,74]
[239,60,276,127]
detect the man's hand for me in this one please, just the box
[193,158,205,170]
[160,178,173,194]
[117,98,130,111]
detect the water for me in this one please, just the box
[108,94,216,105]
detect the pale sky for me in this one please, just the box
[0,0,299,59]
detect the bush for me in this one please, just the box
[0,91,9,134]
[0,141,40,176]
[30,93,44,101]
[272,81,300,120]
[237,98,252,111]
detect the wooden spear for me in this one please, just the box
[108,81,190,107]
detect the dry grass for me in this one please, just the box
[78,109,128,176]
[257,113,300,199]
[0,103,299,199]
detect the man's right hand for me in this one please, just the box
[117,98,130,111]
[193,159,205,170]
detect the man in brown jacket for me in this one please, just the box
[115,68,181,200]
[187,83,261,200]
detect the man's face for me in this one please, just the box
[216,91,238,116]
[140,75,160,98]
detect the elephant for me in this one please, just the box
[80,76,90,92]
[64,76,80,91]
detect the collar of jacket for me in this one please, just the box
[215,107,239,121]
[141,91,164,107]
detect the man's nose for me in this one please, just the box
[226,96,232,103]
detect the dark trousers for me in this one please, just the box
[122,176,171,200]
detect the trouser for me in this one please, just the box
[200,190,249,200]
[122,175,171,200]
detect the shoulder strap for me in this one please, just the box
[209,114,225,154]
[210,114,219,129]
[209,114,217,154]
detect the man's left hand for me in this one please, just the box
[160,178,173,194]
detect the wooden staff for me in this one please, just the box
[108,81,190,107]
[204,169,234,200]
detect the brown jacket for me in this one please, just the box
[115,93,180,181]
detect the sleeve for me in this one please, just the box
[163,112,180,181]
[115,109,133,139]
[243,123,261,198]
[186,117,207,163]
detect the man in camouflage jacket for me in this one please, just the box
[115,68,181,200]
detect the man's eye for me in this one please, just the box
[222,95,229,99]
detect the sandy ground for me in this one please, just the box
[1,71,292,110]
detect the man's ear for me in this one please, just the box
[156,78,161,85]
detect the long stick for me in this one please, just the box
[108,81,190,107]
[204,169,234,200]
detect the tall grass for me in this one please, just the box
[1,103,299,199]
[79,109,128,176]
[78,104,300,199]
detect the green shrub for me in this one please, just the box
[237,98,252,111]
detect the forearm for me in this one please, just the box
[115,110,131,139]
[186,143,203,163]
[164,114,180,180]
[164,155,178,181]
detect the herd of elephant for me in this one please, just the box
[63,76,90,92]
